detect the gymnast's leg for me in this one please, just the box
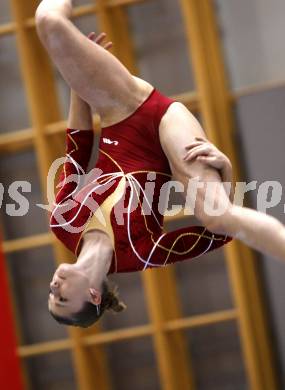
[159,102,285,261]
[35,0,151,122]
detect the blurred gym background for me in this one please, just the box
[0,0,285,389]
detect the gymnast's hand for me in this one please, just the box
[183,137,231,170]
[183,137,234,200]
[87,31,113,51]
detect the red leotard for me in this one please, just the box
[50,88,231,273]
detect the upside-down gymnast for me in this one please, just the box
[36,0,285,327]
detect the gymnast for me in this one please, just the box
[35,0,285,327]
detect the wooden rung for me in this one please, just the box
[23,18,36,30]
[171,82,285,110]
[4,79,285,153]
[17,309,237,358]
[165,208,193,223]
[18,325,153,357]
[18,338,72,357]
[45,116,101,135]
[1,211,197,255]
[23,0,145,30]
[107,0,149,8]
[45,120,68,136]
[0,22,16,36]
[83,324,154,346]
[3,233,53,254]
[0,89,203,154]
[0,128,34,153]
[45,91,198,136]
[171,91,199,112]
[233,79,285,100]
[24,5,97,29]
[72,4,97,18]
[163,309,238,331]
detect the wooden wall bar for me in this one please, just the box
[179,0,278,389]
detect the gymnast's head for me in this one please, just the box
[48,264,126,327]
[48,232,126,327]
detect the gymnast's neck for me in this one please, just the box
[75,230,113,288]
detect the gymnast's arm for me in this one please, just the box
[67,89,93,130]
[54,91,94,205]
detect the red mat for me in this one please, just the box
[0,237,23,389]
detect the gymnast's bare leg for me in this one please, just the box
[35,0,153,126]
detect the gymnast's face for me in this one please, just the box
[48,263,100,318]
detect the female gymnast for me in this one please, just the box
[36,0,285,327]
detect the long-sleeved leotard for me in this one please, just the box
[50,88,232,273]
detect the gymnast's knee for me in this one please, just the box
[36,9,68,43]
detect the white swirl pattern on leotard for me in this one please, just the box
[51,134,215,268]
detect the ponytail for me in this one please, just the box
[101,281,127,313]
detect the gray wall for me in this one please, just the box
[216,0,285,89]
[216,0,285,385]
[235,87,285,386]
